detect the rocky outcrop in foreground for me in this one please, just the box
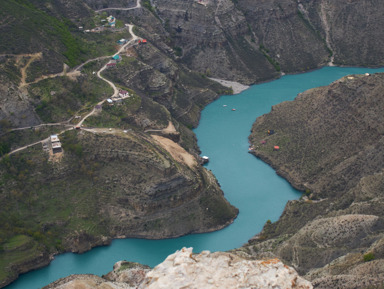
[43,247,312,289]
[244,72,384,288]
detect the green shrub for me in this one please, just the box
[363,252,375,262]
[0,143,10,157]
[174,46,183,57]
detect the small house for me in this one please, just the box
[52,142,62,154]
[119,90,129,98]
[112,55,121,62]
[107,15,116,27]
[106,62,116,67]
[50,134,62,154]
[273,146,280,151]
[138,39,147,45]
[117,39,127,45]
[107,99,113,104]
[50,134,59,143]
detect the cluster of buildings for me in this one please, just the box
[81,15,118,33]
[106,54,122,68]
[50,134,62,154]
[106,15,116,27]
[106,90,130,104]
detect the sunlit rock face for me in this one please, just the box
[44,247,312,289]
[139,247,312,289]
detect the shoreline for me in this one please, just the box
[5,66,384,289]
[209,78,250,94]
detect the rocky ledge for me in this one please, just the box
[43,247,312,289]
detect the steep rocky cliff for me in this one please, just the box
[43,248,313,289]
[244,72,384,288]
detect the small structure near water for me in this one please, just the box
[201,156,209,165]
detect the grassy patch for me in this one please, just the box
[363,252,375,262]
[0,125,68,155]
[200,193,237,224]
[3,235,31,251]
[29,75,112,122]
[85,94,142,129]
[0,238,44,282]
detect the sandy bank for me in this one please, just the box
[209,78,250,94]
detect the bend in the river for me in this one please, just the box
[5,66,384,289]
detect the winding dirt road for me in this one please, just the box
[5,23,140,157]
[78,24,138,127]
[95,0,141,12]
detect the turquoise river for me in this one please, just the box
[5,66,384,288]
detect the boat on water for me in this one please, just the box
[201,155,209,164]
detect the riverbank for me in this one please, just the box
[243,70,384,288]
[209,78,250,94]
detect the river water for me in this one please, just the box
[5,66,384,289]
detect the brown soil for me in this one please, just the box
[151,135,197,168]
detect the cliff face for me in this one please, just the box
[237,0,330,72]
[299,0,384,67]
[43,248,313,289]
[245,73,384,288]
[150,0,384,83]
[153,0,279,84]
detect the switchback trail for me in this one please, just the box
[3,24,140,158]
[95,0,142,12]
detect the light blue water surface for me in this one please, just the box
[6,66,384,289]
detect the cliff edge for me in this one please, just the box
[43,247,312,289]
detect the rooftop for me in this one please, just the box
[50,135,59,142]
[52,142,62,148]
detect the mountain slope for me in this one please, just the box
[244,72,384,288]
